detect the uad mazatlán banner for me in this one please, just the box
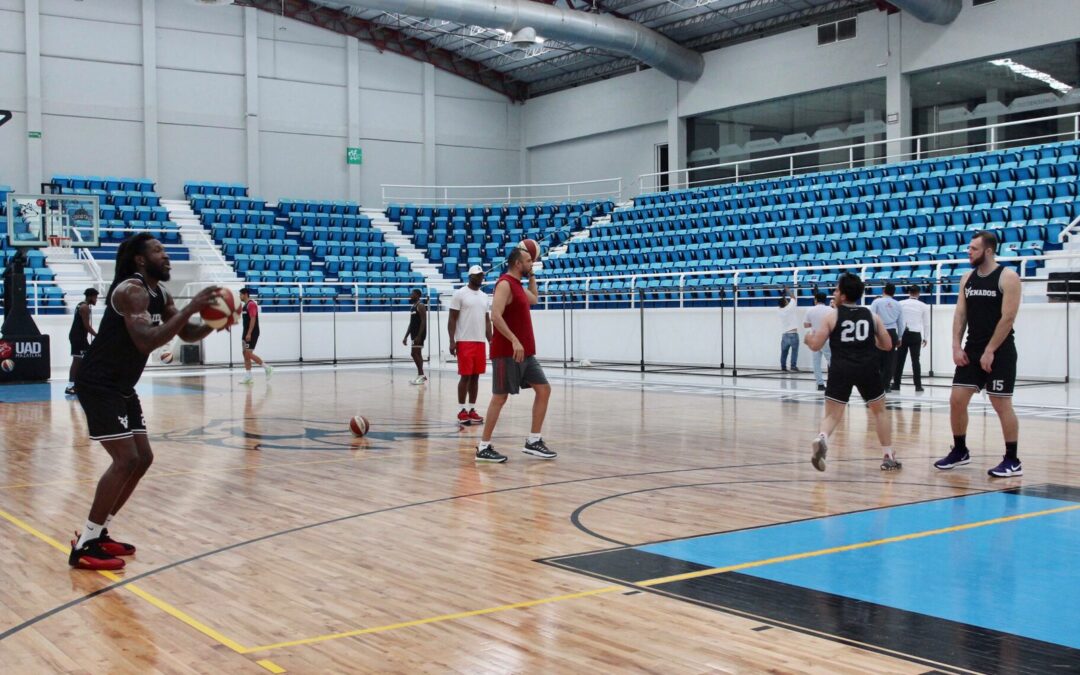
[0,335,51,383]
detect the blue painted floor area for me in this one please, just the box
[640,492,1080,649]
[0,381,203,403]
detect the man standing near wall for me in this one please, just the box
[778,288,800,372]
[475,248,555,463]
[403,288,428,385]
[894,285,929,392]
[870,282,904,392]
[804,291,831,391]
[65,288,99,396]
[239,287,271,385]
[449,265,491,425]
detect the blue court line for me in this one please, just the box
[0,381,203,403]
[639,492,1080,649]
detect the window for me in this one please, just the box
[818,17,856,45]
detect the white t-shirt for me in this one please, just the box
[449,286,489,343]
[778,300,801,333]
[804,303,832,333]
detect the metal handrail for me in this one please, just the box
[381,177,622,206]
[638,110,1080,196]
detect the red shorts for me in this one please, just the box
[456,341,487,376]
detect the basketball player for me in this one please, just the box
[449,265,491,425]
[238,287,271,384]
[69,233,221,570]
[402,288,427,384]
[804,272,899,471]
[476,247,556,463]
[934,231,1023,477]
[65,287,99,396]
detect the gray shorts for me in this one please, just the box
[492,356,548,395]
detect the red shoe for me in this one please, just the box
[468,409,484,424]
[98,528,136,556]
[69,534,125,570]
[457,409,471,425]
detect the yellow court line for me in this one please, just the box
[0,507,249,654]
[245,502,1080,653]
[256,660,287,673]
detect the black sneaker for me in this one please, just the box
[791,366,801,372]
[934,446,971,470]
[880,456,902,471]
[817,384,826,391]
[68,536,125,570]
[988,457,1023,478]
[475,445,507,463]
[811,436,828,472]
[64,385,76,396]
[523,438,557,459]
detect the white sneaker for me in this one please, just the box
[240,374,254,385]
[263,364,273,378]
[410,375,428,385]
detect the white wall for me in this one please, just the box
[527,123,666,197]
[523,0,1080,189]
[28,300,1080,382]
[0,0,521,204]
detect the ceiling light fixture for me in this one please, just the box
[989,57,1073,94]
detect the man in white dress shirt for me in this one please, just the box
[893,285,931,392]
[778,288,801,372]
[804,292,832,391]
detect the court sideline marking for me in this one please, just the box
[0,507,285,674]
[242,501,1080,653]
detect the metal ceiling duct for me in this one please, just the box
[888,0,961,25]
[333,0,705,82]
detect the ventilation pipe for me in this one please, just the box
[335,0,704,82]
[888,0,961,25]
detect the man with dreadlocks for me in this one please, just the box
[68,233,222,570]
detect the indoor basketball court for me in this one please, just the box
[1,0,1079,673]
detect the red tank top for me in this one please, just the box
[491,274,536,358]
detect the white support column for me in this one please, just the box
[422,63,436,195]
[667,82,686,191]
[346,37,361,202]
[244,7,260,196]
[885,12,911,162]
[142,0,159,183]
[24,0,42,190]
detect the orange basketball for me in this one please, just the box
[200,288,240,330]
[349,415,370,437]
[518,238,541,261]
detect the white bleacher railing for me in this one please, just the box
[1062,215,1080,244]
[381,177,622,206]
[533,251,1080,310]
[638,111,1080,197]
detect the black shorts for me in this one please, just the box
[953,342,1016,397]
[492,356,548,395]
[408,333,425,348]
[70,339,89,357]
[243,332,259,350]
[825,364,886,405]
[76,384,146,441]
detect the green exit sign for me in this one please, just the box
[28,131,41,139]
[346,147,362,165]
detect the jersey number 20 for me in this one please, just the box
[840,319,870,342]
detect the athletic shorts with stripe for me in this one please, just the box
[76,384,147,441]
[825,364,886,405]
[492,356,547,395]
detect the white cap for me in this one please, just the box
[467,265,484,275]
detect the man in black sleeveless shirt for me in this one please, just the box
[935,231,1023,478]
[65,287,99,396]
[804,273,899,471]
[402,288,427,384]
[69,234,221,570]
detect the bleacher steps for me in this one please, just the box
[44,245,100,305]
[366,209,454,293]
[162,199,240,284]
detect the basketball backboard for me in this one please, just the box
[5,193,99,248]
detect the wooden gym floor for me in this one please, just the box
[0,364,1077,674]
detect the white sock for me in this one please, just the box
[527,434,541,444]
[460,405,467,412]
[66,381,73,387]
[883,447,894,459]
[479,440,492,450]
[468,405,476,412]
[817,432,827,442]
[77,520,104,548]
[104,514,114,529]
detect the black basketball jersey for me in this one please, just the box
[829,305,878,369]
[69,301,90,344]
[963,266,1013,350]
[241,299,258,336]
[77,274,167,394]
[408,299,426,336]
